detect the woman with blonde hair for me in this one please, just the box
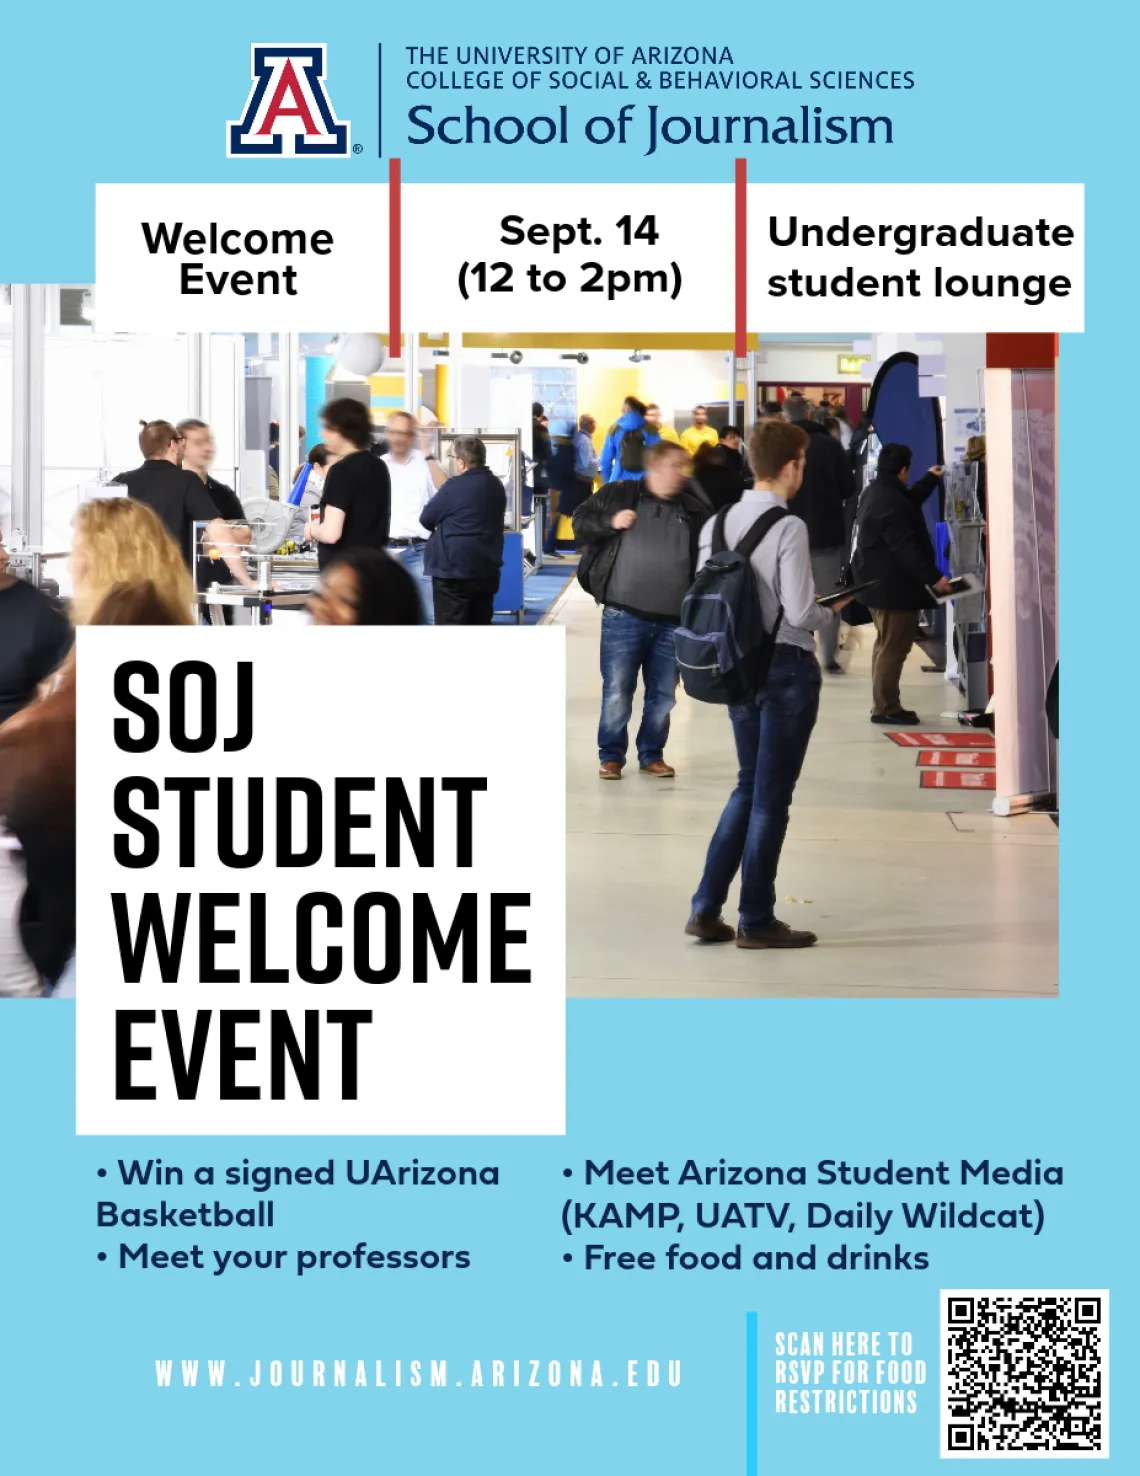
[70,497,195,625]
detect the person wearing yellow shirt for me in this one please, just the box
[679,405,720,457]
[644,403,679,444]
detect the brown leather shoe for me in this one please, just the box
[639,760,676,778]
[736,919,818,949]
[599,761,623,780]
[684,912,735,943]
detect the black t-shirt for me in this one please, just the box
[317,450,392,570]
[203,474,245,523]
[0,579,73,727]
[113,459,221,567]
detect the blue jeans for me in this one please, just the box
[692,646,821,930]
[598,608,679,767]
[392,542,434,625]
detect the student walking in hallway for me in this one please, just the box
[573,441,710,779]
[687,421,847,950]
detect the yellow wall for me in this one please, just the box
[576,365,649,446]
[434,363,451,424]
[553,366,660,541]
[367,373,421,421]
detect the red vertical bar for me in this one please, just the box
[734,157,747,360]
[389,157,401,360]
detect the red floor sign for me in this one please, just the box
[887,730,995,749]
[917,749,997,768]
[919,769,997,790]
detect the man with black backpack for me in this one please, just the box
[599,396,661,484]
[573,440,710,779]
[684,420,847,950]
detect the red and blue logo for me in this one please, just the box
[228,44,350,158]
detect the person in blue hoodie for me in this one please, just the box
[599,397,661,483]
[420,435,506,624]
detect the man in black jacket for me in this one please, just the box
[784,393,857,672]
[420,435,506,624]
[114,420,239,573]
[852,442,951,725]
[573,440,710,780]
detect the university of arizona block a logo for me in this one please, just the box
[228,44,350,157]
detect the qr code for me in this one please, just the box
[941,1290,1108,1458]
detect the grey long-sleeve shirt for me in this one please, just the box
[696,489,836,654]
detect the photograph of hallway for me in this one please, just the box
[554,579,1057,999]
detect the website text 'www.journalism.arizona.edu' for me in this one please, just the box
[155,1357,683,1391]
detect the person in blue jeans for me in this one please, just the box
[687,420,850,949]
[572,441,710,779]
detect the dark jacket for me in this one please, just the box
[693,444,746,512]
[787,417,857,550]
[549,436,591,521]
[421,465,506,581]
[572,478,711,606]
[852,470,943,609]
[113,459,222,567]
[530,418,551,493]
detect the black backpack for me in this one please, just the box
[674,506,787,704]
[618,428,646,472]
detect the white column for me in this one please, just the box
[11,285,45,546]
[449,334,463,428]
[186,333,210,419]
[278,333,298,498]
[403,329,419,414]
[985,366,1058,813]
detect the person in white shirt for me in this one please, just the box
[381,409,445,623]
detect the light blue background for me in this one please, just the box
[0,3,1131,1471]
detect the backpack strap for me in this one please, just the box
[736,507,788,644]
[710,504,731,556]
[734,505,788,560]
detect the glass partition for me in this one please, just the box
[432,428,522,531]
[41,332,191,584]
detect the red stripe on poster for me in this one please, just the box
[389,156,401,359]
[734,158,747,359]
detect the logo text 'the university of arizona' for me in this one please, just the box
[228,44,350,157]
